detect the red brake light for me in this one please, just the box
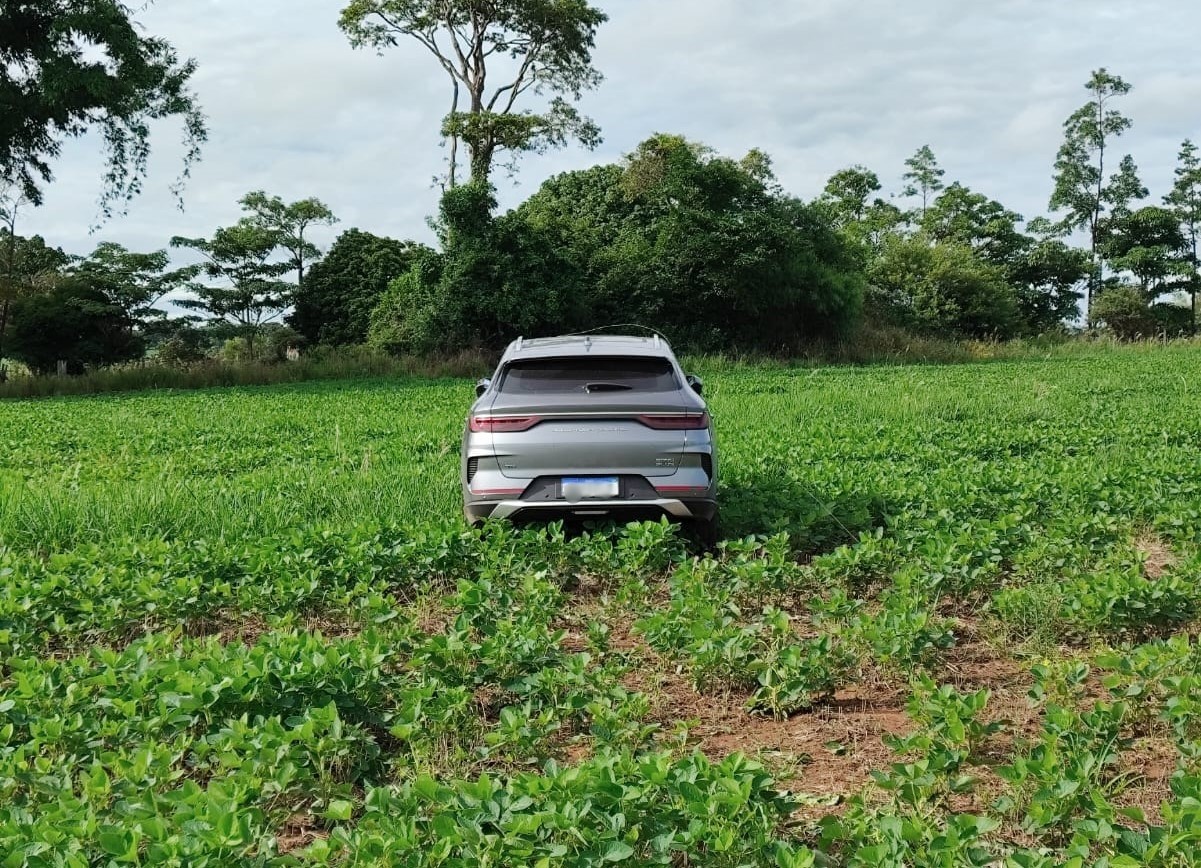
[637,412,710,430]
[469,415,542,433]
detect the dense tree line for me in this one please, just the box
[0,0,1198,375]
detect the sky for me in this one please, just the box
[21,0,1201,263]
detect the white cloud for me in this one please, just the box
[20,0,1201,263]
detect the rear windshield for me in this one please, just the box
[498,356,678,393]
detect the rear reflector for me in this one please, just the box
[470,415,542,433]
[637,412,710,430]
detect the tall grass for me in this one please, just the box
[684,328,1201,371]
[0,346,493,400]
[5,333,1201,401]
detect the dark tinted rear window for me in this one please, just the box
[499,356,678,393]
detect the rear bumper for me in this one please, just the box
[465,496,718,525]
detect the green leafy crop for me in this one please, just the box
[4,347,1201,863]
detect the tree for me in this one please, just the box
[372,136,865,354]
[7,280,142,374]
[371,181,588,352]
[239,192,338,289]
[921,183,1089,334]
[339,0,607,185]
[1164,139,1201,332]
[1048,68,1142,320]
[0,184,69,360]
[819,166,882,226]
[902,145,945,215]
[868,235,1020,339]
[1104,155,1149,219]
[921,182,1026,266]
[518,135,864,351]
[1008,239,1091,334]
[69,243,198,328]
[289,229,427,345]
[816,166,903,256]
[1092,285,1155,340]
[1099,206,1188,299]
[171,224,294,357]
[0,0,206,216]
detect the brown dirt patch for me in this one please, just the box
[1114,736,1179,820]
[276,813,327,854]
[940,625,1044,748]
[1135,533,1177,580]
[408,595,453,636]
[612,630,911,802]
[210,612,270,646]
[302,611,361,639]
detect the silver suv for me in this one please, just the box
[462,334,718,539]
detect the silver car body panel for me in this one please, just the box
[461,334,718,525]
[487,497,697,520]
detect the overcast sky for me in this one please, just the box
[22,0,1201,261]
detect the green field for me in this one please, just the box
[3,349,1201,865]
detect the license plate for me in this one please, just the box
[562,476,619,500]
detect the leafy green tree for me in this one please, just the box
[371,181,587,352]
[921,183,1026,265]
[1104,155,1149,219]
[921,183,1089,333]
[69,243,199,328]
[817,167,904,258]
[1091,285,1155,339]
[521,134,864,350]
[239,192,338,288]
[819,166,883,226]
[7,280,142,374]
[373,136,865,354]
[0,185,69,360]
[868,235,1019,339]
[1164,139,1201,332]
[1048,68,1143,319]
[902,145,945,215]
[0,0,206,216]
[171,224,294,357]
[147,317,216,364]
[1008,239,1091,334]
[289,228,427,345]
[339,0,607,185]
[1099,206,1188,299]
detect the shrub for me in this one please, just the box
[1093,285,1156,339]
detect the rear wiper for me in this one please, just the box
[584,382,634,392]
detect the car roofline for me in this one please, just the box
[500,333,678,363]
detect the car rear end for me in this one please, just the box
[462,338,717,530]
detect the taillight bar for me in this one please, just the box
[637,412,710,430]
[469,415,542,433]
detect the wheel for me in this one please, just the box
[690,513,721,551]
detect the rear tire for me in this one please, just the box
[690,513,721,551]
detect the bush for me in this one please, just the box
[369,183,587,355]
[1149,300,1193,337]
[1093,285,1156,339]
[369,137,866,355]
[7,279,143,374]
[289,229,428,346]
[868,235,1021,339]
